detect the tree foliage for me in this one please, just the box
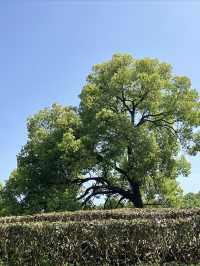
[181,191,200,208]
[2,54,200,213]
[78,54,199,207]
[3,104,81,214]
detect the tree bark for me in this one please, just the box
[130,181,144,208]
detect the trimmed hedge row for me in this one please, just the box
[0,208,199,224]
[0,217,199,265]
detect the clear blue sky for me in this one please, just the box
[0,1,199,193]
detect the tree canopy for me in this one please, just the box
[3,104,81,214]
[78,54,199,207]
[181,191,200,208]
[2,53,200,213]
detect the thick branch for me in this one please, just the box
[79,176,133,206]
[82,190,111,206]
[74,176,106,186]
[136,111,173,127]
[116,95,132,114]
[78,184,107,201]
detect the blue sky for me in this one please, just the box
[0,1,199,193]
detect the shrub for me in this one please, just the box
[0,215,199,265]
[0,208,199,224]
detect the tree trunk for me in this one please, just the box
[130,181,144,208]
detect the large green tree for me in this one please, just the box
[4,54,200,212]
[78,54,200,208]
[3,104,82,214]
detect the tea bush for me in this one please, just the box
[0,211,199,265]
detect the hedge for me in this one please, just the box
[0,217,199,265]
[0,208,199,224]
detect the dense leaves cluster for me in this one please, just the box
[181,192,200,208]
[2,105,82,214]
